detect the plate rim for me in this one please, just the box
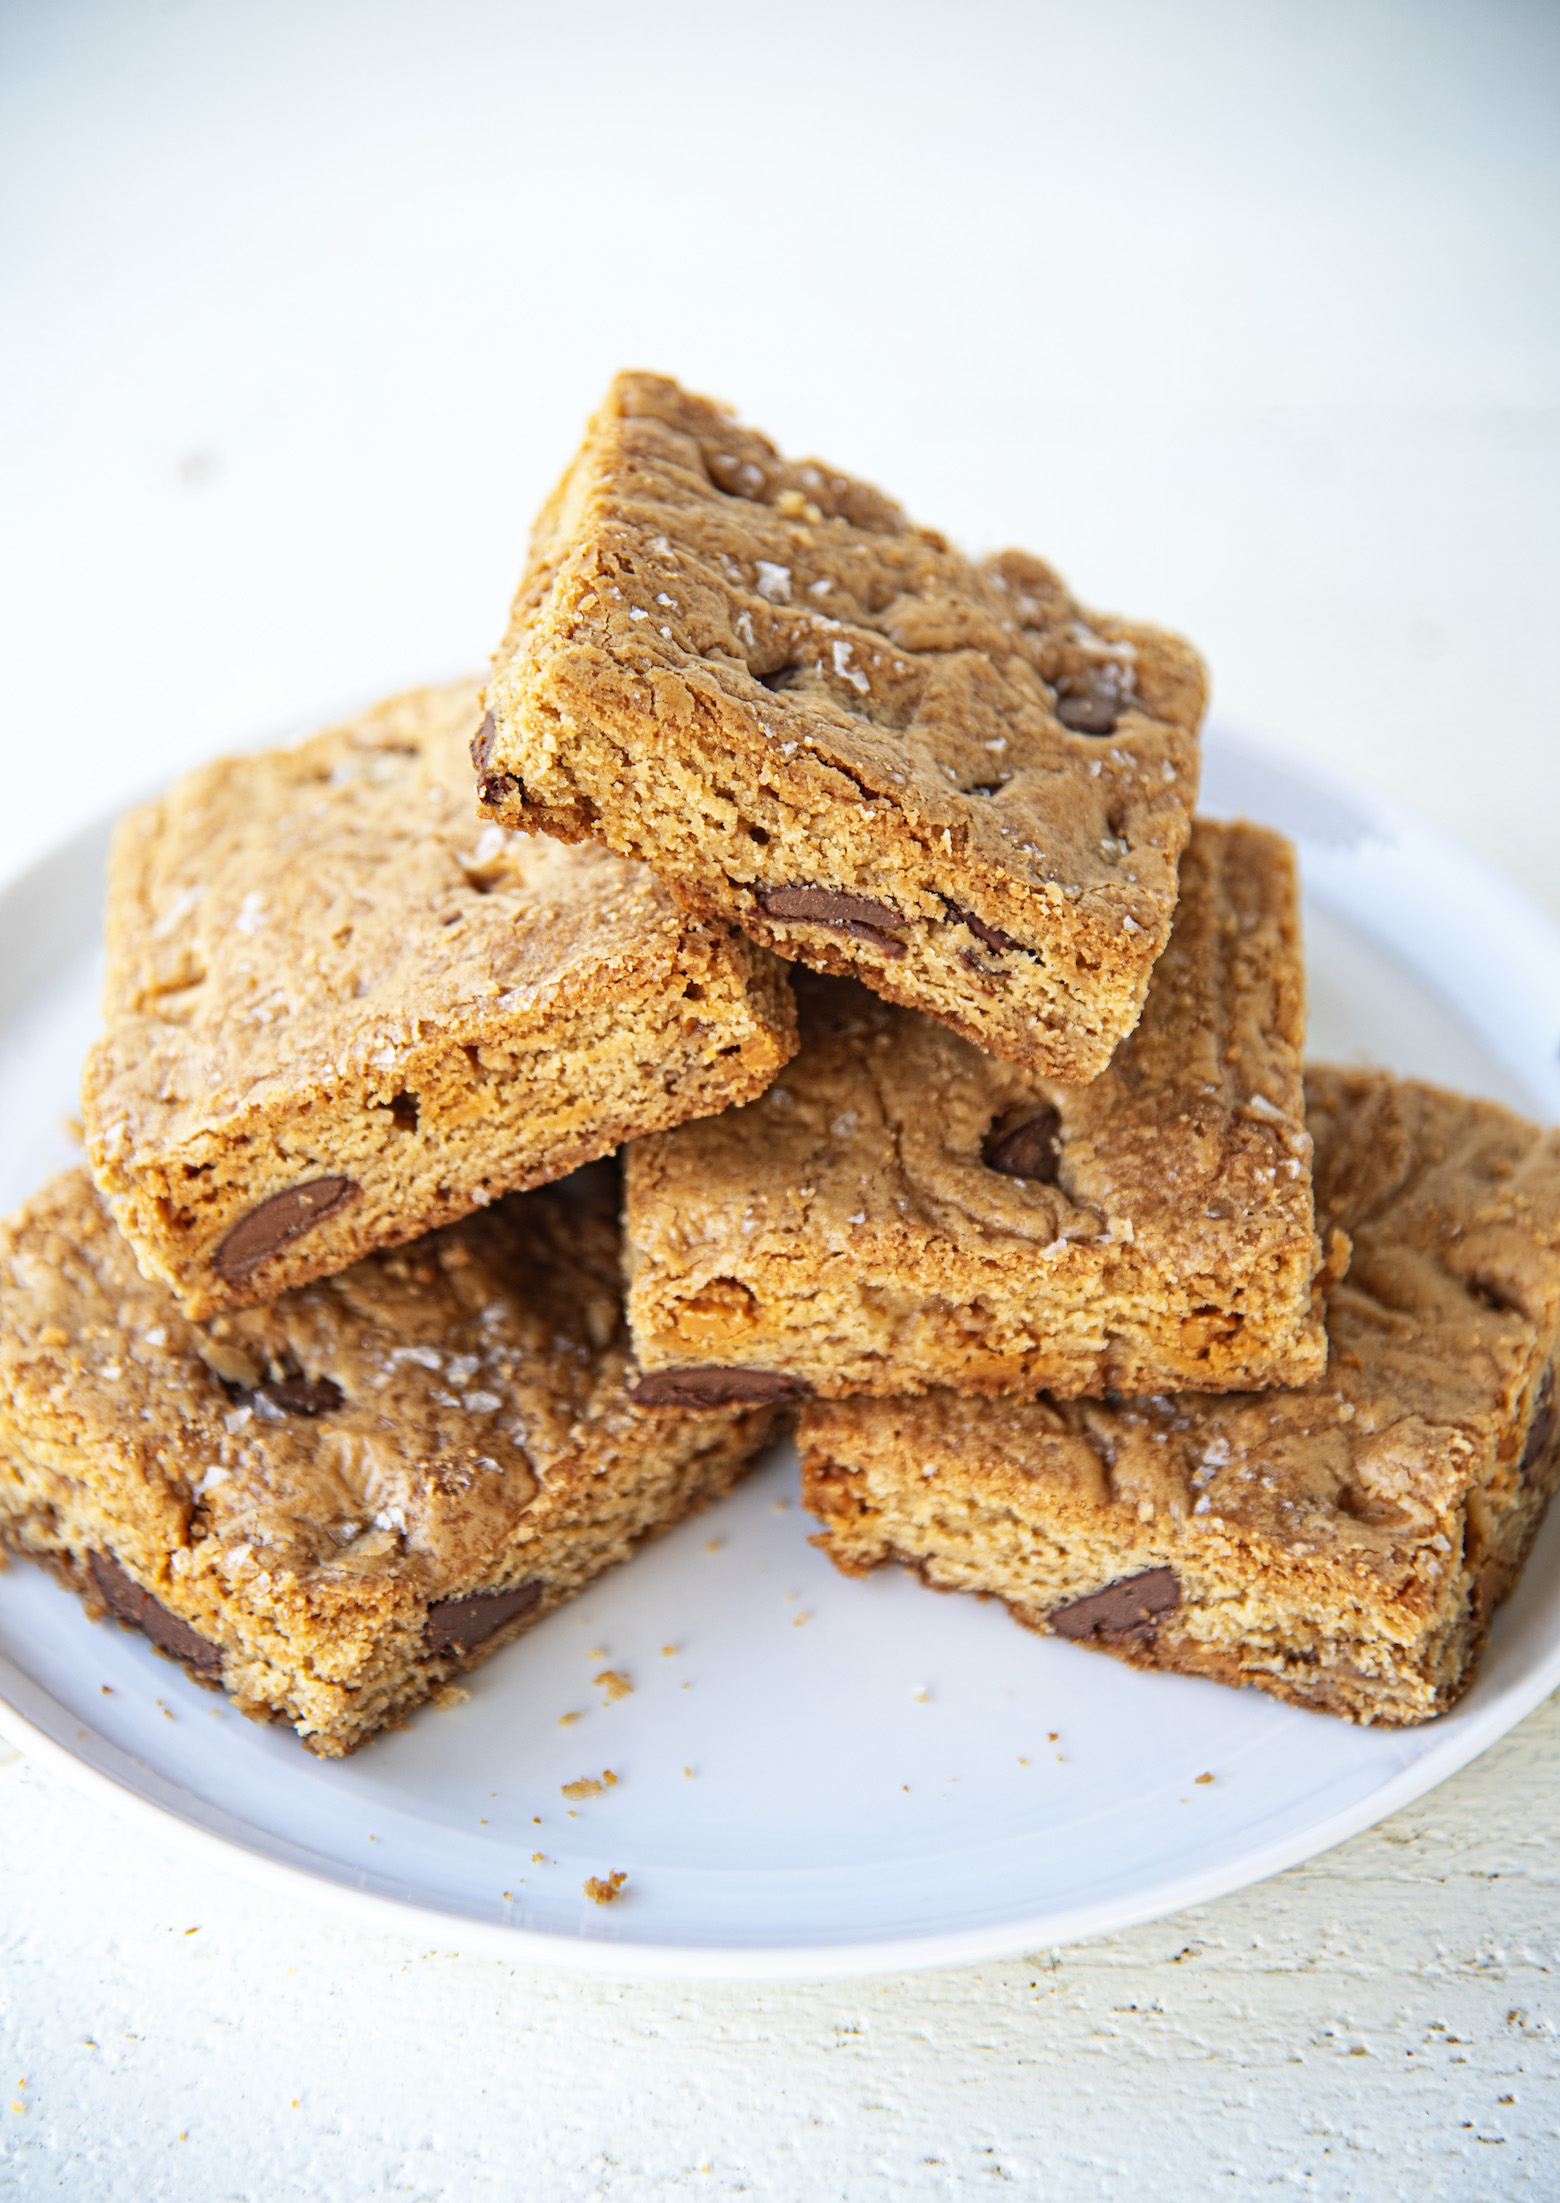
[3,1595,1558,1981]
[2,712,1559,1982]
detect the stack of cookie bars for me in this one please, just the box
[2,372,1558,1759]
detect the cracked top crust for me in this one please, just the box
[480,372,1207,1004]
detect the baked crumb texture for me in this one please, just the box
[479,371,1207,1080]
[799,1071,1560,1725]
[82,678,796,1319]
[0,1165,780,1756]
[626,821,1328,1403]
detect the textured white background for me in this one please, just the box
[1,1,1558,2195]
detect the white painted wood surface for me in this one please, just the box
[1,3,1557,2192]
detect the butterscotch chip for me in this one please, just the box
[83,678,795,1318]
[626,822,1326,1401]
[480,372,1207,1080]
[799,1071,1560,1726]
[0,1165,781,1757]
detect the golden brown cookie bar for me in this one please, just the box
[626,822,1327,1405]
[82,678,795,1319]
[0,1166,781,1756]
[799,1071,1560,1726]
[478,372,1206,1080]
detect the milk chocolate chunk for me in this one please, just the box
[1055,687,1120,736]
[841,922,907,959]
[631,1365,811,1409]
[252,1376,344,1418]
[87,1551,222,1674]
[424,1580,543,1656]
[471,709,519,805]
[951,907,1026,956]
[708,447,771,499]
[1050,1567,1180,1644]
[760,887,903,931]
[1522,1366,1556,1476]
[212,1178,359,1281]
[985,1107,1062,1184]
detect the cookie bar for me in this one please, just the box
[626,822,1328,1405]
[0,1165,781,1756]
[800,1071,1560,1726]
[83,678,795,1319]
[477,372,1206,1079]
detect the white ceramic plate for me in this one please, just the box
[0,720,1558,1982]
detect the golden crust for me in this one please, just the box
[482,372,1206,1078]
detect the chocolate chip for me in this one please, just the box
[1521,1366,1556,1477]
[948,904,1026,956]
[425,1580,543,1656]
[984,1107,1062,1184]
[630,1366,812,1409]
[1056,687,1119,736]
[87,1552,222,1675]
[707,449,772,500]
[762,885,907,947]
[758,887,908,959]
[837,921,908,959]
[761,886,904,930]
[471,709,498,765]
[1050,1567,1180,1646]
[251,1376,344,1418]
[212,1178,360,1282]
[471,710,519,805]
